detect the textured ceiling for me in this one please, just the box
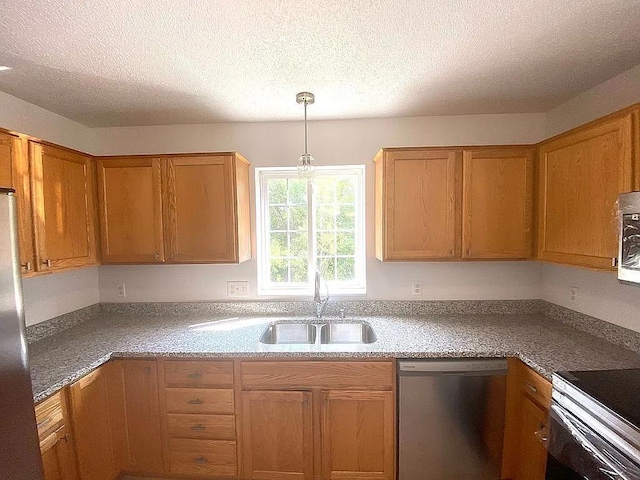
[0,0,639,127]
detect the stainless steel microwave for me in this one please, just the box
[618,192,640,285]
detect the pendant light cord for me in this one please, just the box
[304,99,308,155]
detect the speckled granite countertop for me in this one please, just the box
[28,313,640,403]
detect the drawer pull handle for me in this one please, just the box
[191,424,206,431]
[194,456,208,464]
[188,399,204,405]
[37,418,51,429]
[187,372,202,379]
[525,382,537,394]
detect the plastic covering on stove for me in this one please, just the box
[547,405,640,480]
[622,213,640,270]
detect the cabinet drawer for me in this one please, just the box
[35,392,65,441]
[167,438,237,477]
[167,414,236,440]
[165,388,235,414]
[519,363,552,410]
[241,361,394,390]
[164,360,234,387]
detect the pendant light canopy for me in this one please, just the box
[296,92,315,181]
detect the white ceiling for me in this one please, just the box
[0,0,639,127]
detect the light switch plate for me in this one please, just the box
[228,281,249,297]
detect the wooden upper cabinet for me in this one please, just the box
[0,131,36,274]
[462,148,534,259]
[97,158,164,263]
[321,390,395,480]
[242,390,314,480]
[375,148,462,261]
[30,142,99,272]
[163,153,251,263]
[537,112,636,270]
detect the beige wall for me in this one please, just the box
[2,62,640,329]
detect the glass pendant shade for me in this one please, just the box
[297,153,315,180]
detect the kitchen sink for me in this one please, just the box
[319,323,377,344]
[259,322,317,344]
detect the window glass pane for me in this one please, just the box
[336,204,355,229]
[317,257,336,281]
[290,258,309,283]
[315,178,334,204]
[336,231,355,255]
[317,231,336,256]
[270,232,288,257]
[269,205,288,231]
[290,232,308,257]
[270,258,288,282]
[268,179,287,204]
[336,178,355,204]
[336,257,355,281]
[316,205,335,230]
[288,179,307,204]
[289,205,308,231]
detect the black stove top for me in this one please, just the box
[556,368,640,430]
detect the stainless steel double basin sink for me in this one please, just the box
[259,321,376,345]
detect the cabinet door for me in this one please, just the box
[378,149,461,260]
[30,142,99,272]
[321,390,394,480]
[0,132,35,274]
[515,397,548,480]
[163,156,238,263]
[108,360,164,474]
[242,390,314,480]
[97,158,164,263]
[40,426,79,480]
[538,114,634,269]
[69,367,118,480]
[462,148,534,259]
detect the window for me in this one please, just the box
[256,166,366,295]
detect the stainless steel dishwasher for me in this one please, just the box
[398,359,508,480]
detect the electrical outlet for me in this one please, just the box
[569,286,579,305]
[227,281,249,298]
[412,281,422,296]
[117,283,126,298]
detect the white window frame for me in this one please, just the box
[256,165,366,296]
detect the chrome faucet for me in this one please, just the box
[314,271,330,318]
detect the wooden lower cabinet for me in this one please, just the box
[69,367,119,480]
[242,390,314,480]
[36,391,79,480]
[108,359,164,475]
[321,390,395,480]
[502,359,552,480]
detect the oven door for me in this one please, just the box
[545,403,640,480]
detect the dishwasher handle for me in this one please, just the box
[398,359,508,375]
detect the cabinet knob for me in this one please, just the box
[191,424,206,431]
[612,258,618,267]
[193,456,208,464]
[467,249,472,256]
[525,382,537,394]
[188,399,204,405]
[187,372,202,379]
[42,259,51,268]
[22,261,32,271]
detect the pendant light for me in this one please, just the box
[296,92,316,181]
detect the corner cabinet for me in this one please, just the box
[374,148,462,261]
[30,142,100,272]
[537,110,638,270]
[97,153,251,264]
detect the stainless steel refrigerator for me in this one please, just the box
[0,188,44,479]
